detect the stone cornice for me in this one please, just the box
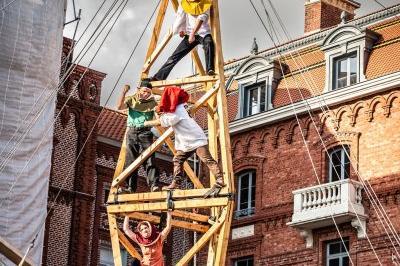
[229,71,400,134]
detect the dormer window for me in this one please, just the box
[322,25,379,92]
[333,52,357,90]
[232,56,281,119]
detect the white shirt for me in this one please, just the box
[160,104,208,152]
[173,6,211,38]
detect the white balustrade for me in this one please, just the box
[288,179,366,229]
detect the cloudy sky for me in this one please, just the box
[63,0,398,108]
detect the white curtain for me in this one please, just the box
[0,0,64,264]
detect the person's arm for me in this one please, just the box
[173,7,186,37]
[123,216,138,243]
[188,11,209,43]
[117,85,130,110]
[144,119,161,127]
[160,210,172,241]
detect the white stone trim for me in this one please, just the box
[229,71,400,134]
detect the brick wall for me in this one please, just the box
[219,87,400,265]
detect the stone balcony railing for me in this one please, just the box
[287,179,367,247]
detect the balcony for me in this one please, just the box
[287,179,367,247]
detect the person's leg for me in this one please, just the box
[138,130,159,191]
[201,35,215,75]
[124,128,140,192]
[196,145,224,186]
[164,150,194,189]
[154,36,200,80]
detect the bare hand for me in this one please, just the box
[123,85,130,94]
[179,31,185,38]
[188,34,195,44]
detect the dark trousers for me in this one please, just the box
[173,145,222,182]
[124,127,159,192]
[154,34,215,80]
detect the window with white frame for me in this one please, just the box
[235,170,256,219]
[328,146,350,182]
[333,52,358,90]
[243,82,268,117]
[326,239,350,266]
[321,25,379,92]
[234,256,254,266]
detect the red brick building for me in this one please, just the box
[202,1,400,265]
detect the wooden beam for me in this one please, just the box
[117,228,142,261]
[108,214,123,266]
[107,198,229,213]
[210,2,235,265]
[176,207,227,266]
[171,210,210,223]
[156,126,204,189]
[141,0,170,79]
[170,0,178,11]
[108,188,231,203]
[112,128,173,188]
[150,75,218,88]
[0,236,34,266]
[142,28,173,74]
[125,212,209,233]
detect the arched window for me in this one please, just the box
[327,145,350,182]
[235,170,256,219]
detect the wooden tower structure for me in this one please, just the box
[106,0,234,265]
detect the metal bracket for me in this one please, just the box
[166,190,174,211]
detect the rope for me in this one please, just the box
[264,0,400,256]
[17,0,161,262]
[0,0,18,12]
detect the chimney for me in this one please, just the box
[304,0,360,34]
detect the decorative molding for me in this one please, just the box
[229,72,400,135]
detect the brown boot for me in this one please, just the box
[215,178,225,188]
[162,179,180,190]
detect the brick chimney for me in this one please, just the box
[304,0,360,34]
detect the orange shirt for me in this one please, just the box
[139,236,164,266]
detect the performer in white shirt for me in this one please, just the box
[151,0,215,81]
[144,86,225,190]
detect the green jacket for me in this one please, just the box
[124,94,157,128]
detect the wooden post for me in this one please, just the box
[108,214,123,266]
[210,1,235,265]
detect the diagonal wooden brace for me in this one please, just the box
[142,28,173,75]
[111,127,173,188]
[117,228,142,261]
[176,207,227,266]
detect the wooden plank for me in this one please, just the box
[142,28,173,74]
[0,236,34,266]
[112,128,173,188]
[176,207,227,266]
[210,2,235,265]
[125,212,209,233]
[107,198,229,213]
[156,126,204,189]
[141,0,170,79]
[150,75,218,88]
[117,228,142,261]
[108,188,231,203]
[108,214,123,266]
[171,210,210,223]
[170,0,178,11]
